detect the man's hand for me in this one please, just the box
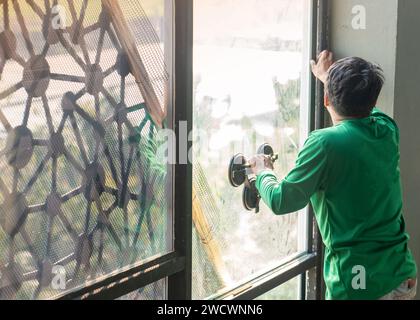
[249,154,274,176]
[310,50,334,84]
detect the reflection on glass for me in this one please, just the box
[193,0,310,298]
[0,0,171,299]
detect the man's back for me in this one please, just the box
[255,55,417,299]
[256,108,417,299]
[310,108,417,299]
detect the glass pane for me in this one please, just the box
[193,0,311,298]
[255,276,300,300]
[0,0,172,299]
[117,278,166,300]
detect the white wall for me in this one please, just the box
[393,0,420,300]
[329,0,398,115]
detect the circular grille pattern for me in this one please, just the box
[0,0,169,299]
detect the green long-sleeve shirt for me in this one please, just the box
[256,108,417,300]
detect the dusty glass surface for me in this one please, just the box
[192,0,311,299]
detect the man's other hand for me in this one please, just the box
[310,50,334,84]
[249,155,274,176]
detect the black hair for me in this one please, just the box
[326,57,385,118]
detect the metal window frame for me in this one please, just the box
[208,253,317,301]
[56,0,330,301]
[57,253,184,300]
[310,0,330,301]
[167,0,194,301]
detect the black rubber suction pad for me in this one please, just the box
[228,153,247,187]
[242,178,260,212]
[257,143,274,157]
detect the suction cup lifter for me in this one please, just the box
[228,144,278,213]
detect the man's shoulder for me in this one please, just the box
[309,107,399,144]
[371,107,400,131]
[307,125,364,154]
[308,126,345,144]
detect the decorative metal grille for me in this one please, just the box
[0,0,170,299]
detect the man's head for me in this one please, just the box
[325,57,385,118]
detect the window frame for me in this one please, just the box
[56,0,329,300]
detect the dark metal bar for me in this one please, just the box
[12,0,35,56]
[83,258,184,300]
[302,3,320,300]
[315,0,330,130]
[211,253,317,300]
[313,0,330,301]
[167,0,193,300]
[57,253,182,300]
[300,273,306,300]
[297,0,330,301]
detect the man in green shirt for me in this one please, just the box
[250,51,417,300]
